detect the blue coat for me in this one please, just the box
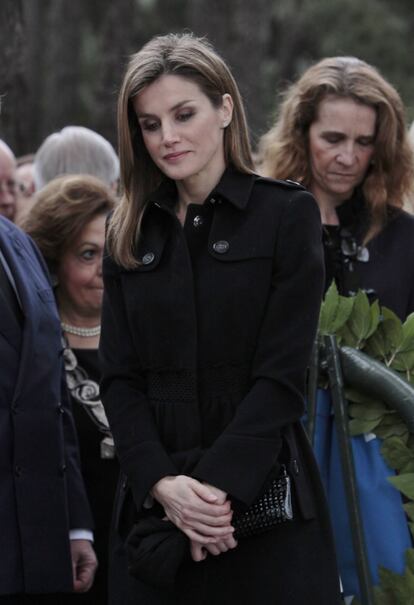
[0,216,93,595]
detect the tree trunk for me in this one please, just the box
[187,0,272,143]
[0,0,26,154]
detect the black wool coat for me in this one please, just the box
[100,169,341,604]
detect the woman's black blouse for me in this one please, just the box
[322,190,414,320]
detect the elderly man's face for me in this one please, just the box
[0,146,17,221]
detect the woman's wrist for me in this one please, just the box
[150,475,176,501]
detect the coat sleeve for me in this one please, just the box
[29,234,95,530]
[99,263,178,509]
[192,190,325,506]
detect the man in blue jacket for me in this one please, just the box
[0,214,97,602]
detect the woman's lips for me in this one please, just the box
[163,151,189,162]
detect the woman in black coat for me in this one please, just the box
[99,33,341,605]
[259,56,414,600]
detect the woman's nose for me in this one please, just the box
[161,122,179,145]
[336,143,356,166]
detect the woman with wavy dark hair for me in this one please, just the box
[260,56,414,315]
[260,56,414,600]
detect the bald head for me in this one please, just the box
[0,140,17,221]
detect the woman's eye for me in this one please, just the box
[80,249,96,261]
[323,134,342,144]
[358,137,374,147]
[141,120,159,132]
[177,111,194,123]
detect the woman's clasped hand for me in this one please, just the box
[151,475,237,561]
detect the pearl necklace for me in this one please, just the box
[61,321,101,337]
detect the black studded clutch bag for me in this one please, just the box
[232,465,293,539]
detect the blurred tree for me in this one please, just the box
[92,0,147,146]
[1,0,414,155]
[0,0,26,153]
[42,1,86,132]
[23,0,52,152]
[264,0,414,129]
[187,0,272,144]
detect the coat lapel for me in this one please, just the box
[0,222,56,401]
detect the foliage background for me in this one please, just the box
[1,0,414,156]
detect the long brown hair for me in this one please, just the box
[107,33,254,269]
[259,56,414,231]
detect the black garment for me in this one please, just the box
[100,169,341,604]
[62,348,119,604]
[322,189,414,319]
[0,595,70,604]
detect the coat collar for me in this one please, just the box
[212,168,256,210]
[147,167,256,213]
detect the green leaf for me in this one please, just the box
[365,328,389,360]
[346,289,371,345]
[349,401,387,421]
[378,565,414,604]
[344,387,384,405]
[337,322,359,348]
[401,460,414,473]
[381,436,414,471]
[391,351,414,372]
[406,548,414,574]
[401,314,414,353]
[372,586,395,605]
[388,473,414,499]
[349,417,381,436]
[366,299,381,339]
[381,307,404,348]
[377,412,398,426]
[319,282,354,335]
[319,282,339,335]
[376,423,408,440]
[403,503,414,522]
[365,307,404,362]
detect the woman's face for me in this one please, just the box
[56,213,106,318]
[308,95,377,206]
[133,74,233,186]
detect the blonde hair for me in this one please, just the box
[108,32,254,269]
[22,174,117,274]
[259,56,414,230]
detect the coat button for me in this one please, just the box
[213,240,230,254]
[57,403,65,414]
[60,464,67,475]
[15,465,22,477]
[142,252,155,265]
[193,215,203,228]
